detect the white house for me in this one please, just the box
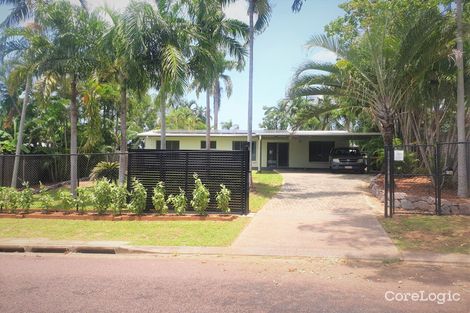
[137,130,381,170]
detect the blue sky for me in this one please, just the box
[0,0,344,129]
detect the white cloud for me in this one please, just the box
[224,0,249,24]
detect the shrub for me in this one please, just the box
[59,190,74,211]
[18,182,33,213]
[152,182,168,214]
[168,188,187,216]
[4,188,19,213]
[38,183,54,213]
[76,187,91,214]
[90,161,119,183]
[216,184,231,213]
[0,187,6,212]
[190,173,210,215]
[111,183,128,216]
[128,178,147,215]
[92,179,113,214]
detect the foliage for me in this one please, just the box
[59,190,74,211]
[168,188,187,216]
[90,161,119,183]
[2,187,19,213]
[18,182,33,213]
[38,183,53,213]
[92,179,113,215]
[128,178,147,215]
[216,184,231,213]
[111,184,128,216]
[0,187,5,211]
[152,182,168,215]
[190,173,210,215]
[76,186,91,214]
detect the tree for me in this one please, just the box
[455,0,468,197]
[33,1,105,197]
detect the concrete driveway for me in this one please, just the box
[232,171,399,259]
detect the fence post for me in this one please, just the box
[390,145,395,217]
[384,146,389,218]
[435,143,442,215]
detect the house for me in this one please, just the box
[137,130,381,170]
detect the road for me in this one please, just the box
[0,253,468,313]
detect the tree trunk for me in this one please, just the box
[213,79,220,131]
[456,0,468,197]
[206,91,211,150]
[11,76,31,188]
[248,0,255,186]
[70,74,78,198]
[159,90,167,150]
[381,121,394,147]
[118,76,127,185]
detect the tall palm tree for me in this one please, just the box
[455,0,468,197]
[33,1,105,197]
[100,7,148,184]
[213,59,239,131]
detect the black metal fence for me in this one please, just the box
[0,153,120,188]
[384,142,470,217]
[127,149,250,214]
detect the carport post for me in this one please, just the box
[258,135,262,172]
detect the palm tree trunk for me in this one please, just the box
[213,79,220,131]
[248,0,255,186]
[206,91,211,150]
[11,75,31,188]
[159,89,167,150]
[118,76,127,185]
[70,74,79,198]
[456,0,468,197]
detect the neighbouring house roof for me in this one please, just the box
[137,129,381,139]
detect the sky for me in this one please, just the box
[0,0,344,130]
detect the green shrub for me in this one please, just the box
[111,183,128,216]
[152,182,168,214]
[90,161,119,183]
[128,178,147,215]
[4,188,19,213]
[216,184,231,213]
[92,179,113,214]
[168,188,187,216]
[76,187,91,214]
[18,182,33,213]
[190,173,210,215]
[0,187,7,211]
[59,190,74,211]
[38,183,54,213]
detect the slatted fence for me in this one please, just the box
[127,149,250,214]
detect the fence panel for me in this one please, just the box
[127,149,250,214]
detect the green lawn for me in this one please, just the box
[0,218,250,246]
[380,215,470,254]
[249,171,283,213]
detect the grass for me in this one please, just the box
[0,218,250,246]
[380,215,470,254]
[249,171,283,213]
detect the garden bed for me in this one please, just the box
[0,211,237,222]
[370,175,470,215]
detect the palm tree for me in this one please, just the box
[222,0,271,177]
[33,1,105,197]
[455,0,468,197]
[100,8,148,184]
[213,59,238,131]
[289,10,450,148]
[0,0,88,27]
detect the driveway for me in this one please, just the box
[232,171,400,259]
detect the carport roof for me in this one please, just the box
[138,130,381,139]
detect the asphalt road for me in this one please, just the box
[0,253,468,313]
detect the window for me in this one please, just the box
[200,141,217,149]
[156,140,180,150]
[309,141,335,162]
[232,141,257,161]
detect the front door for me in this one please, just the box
[267,143,289,168]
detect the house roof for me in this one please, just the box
[137,129,381,138]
